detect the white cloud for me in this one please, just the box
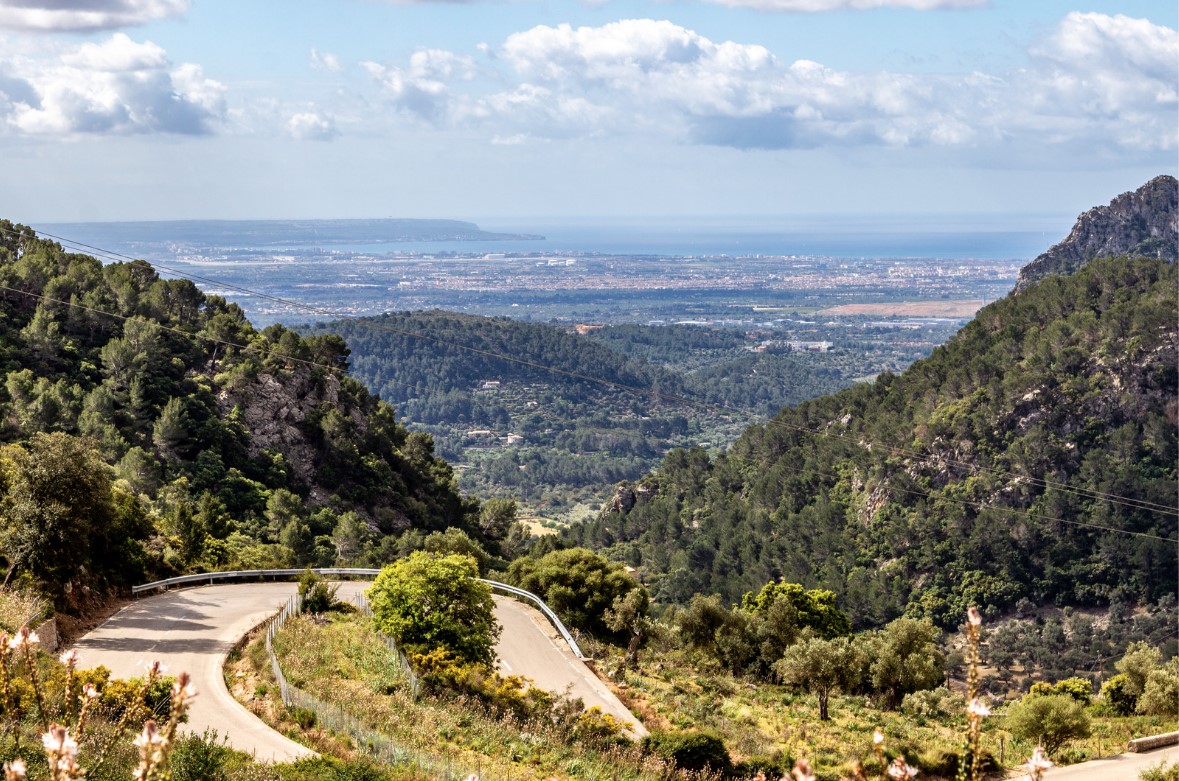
[0,0,188,32]
[288,111,339,141]
[310,48,343,73]
[1,33,225,136]
[362,49,477,122]
[371,13,1169,158]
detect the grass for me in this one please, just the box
[0,586,48,633]
[229,612,1177,781]
[238,612,684,781]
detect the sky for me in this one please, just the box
[0,0,1175,228]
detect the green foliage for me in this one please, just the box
[0,222,478,598]
[170,729,234,781]
[567,256,1178,639]
[774,636,862,720]
[1100,674,1138,716]
[1139,762,1179,781]
[0,432,149,600]
[506,547,644,639]
[368,551,499,664]
[1028,677,1093,705]
[642,730,732,775]
[297,569,342,614]
[862,618,944,710]
[1004,693,1092,755]
[741,580,852,640]
[901,686,958,718]
[1118,641,1163,697]
[1137,660,1179,717]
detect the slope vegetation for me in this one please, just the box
[571,255,1178,627]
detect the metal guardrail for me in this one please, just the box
[133,567,586,659]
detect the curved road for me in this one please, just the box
[71,581,644,762]
[1012,745,1178,781]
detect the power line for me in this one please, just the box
[5,224,1178,535]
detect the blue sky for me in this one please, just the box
[0,0,1174,227]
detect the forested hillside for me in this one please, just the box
[570,254,1178,628]
[0,221,477,604]
[309,312,848,510]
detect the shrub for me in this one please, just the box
[1100,673,1138,716]
[368,552,498,665]
[297,569,341,614]
[1029,677,1093,705]
[643,730,733,774]
[1004,694,1091,755]
[170,729,233,781]
[287,705,317,729]
[902,686,958,718]
[917,748,999,778]
[1138,663,1179,717]
[1139,761,1179,781]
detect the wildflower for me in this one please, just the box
[171,671,197,708]
[3,759,26,780]
[80,683,99,700]
[144,660,166,677]
[8,627,38,650]
[58,649,78,667]
[1026,746,1053,780]
[966,606,982,626]
[791,758,816,781]
[886,757,919,779]
[873,728,885,746]
[966,698,990,718]
[42,724,78,759]
[466,775,480,781]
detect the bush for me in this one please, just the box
[1139,761,1179,781]
[1005,694,1091,755]
[368,552,499,665]
[902,686,958,718]
[733,753,789,779]
[170,729,234,781]
[643,730,733,775]
[1138,663,1179,717]
[287,705,317,729]
[297,569,341,614]
[1100,673,1138,716]
[917,748,999,778]
[1030,677,1093,705]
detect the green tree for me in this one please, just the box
[1005,694,1091,755]
[0,433,130,597]
[506,547,641,638]
[367,551,499,665]
[1116,641,1162,698]
[1137,660,1179,717]
[740,580,851,639]
[774,636,862,720]
[479,497,517,541]
[862,618,945,709]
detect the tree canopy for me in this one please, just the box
[367,551,500,665]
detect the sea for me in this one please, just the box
[39,216,1072,261]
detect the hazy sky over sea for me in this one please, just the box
[1,0,1174,226]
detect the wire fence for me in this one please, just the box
[264,591,502,781]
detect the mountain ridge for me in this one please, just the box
[1014,174,1178,292]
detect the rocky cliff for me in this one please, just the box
[1015,174,1178,293]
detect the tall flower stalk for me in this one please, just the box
[956,606,984,781]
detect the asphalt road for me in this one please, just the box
[1010,745,1178,781]
[71,581,645,762]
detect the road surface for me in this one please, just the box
[71,581,645,761]
[1011,745,1178,781]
